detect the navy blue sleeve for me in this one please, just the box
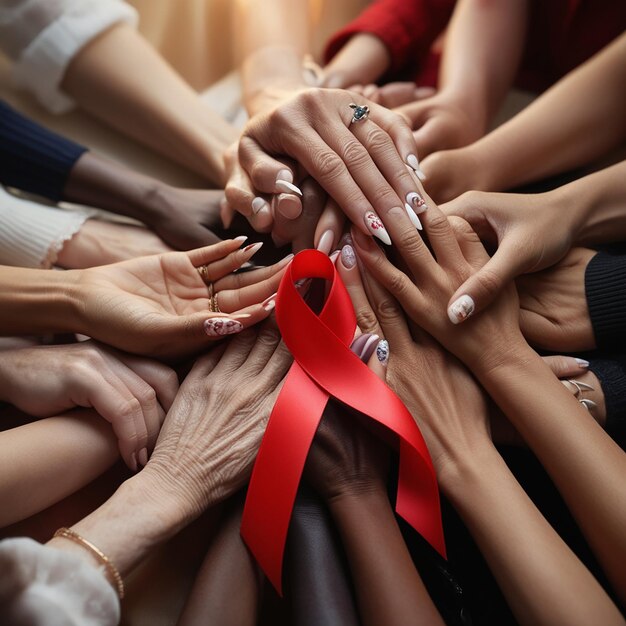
[0,101,88,202]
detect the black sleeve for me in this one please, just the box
[0,101,88,202]
[585,251,626,351]
[588,355,626,441]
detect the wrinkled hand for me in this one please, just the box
[75,238,289,357]
[0,340,178,470]
[144,322,293,517]
[517,248,596,352]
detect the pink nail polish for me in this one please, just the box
[204,318,244,337]
[364,211,391,245]
[243,242,263,255]
[341,244,356,269]
[350,333,372,355]
[316,229,334,255]
[329,250,340,264]
[407,192,427,214]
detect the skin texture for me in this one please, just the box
[0,239,289,358]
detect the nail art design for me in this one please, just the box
[317,229,335,255]
[350,333,372,356]
[376,339,389,365]
[360,334,380,362]
[406,191,427,214]
[364,211,391,245]
[447,295,475,324]
[406,154,426,181]
[341,244,357,269]
[243,242,263,255]
[404,203,423,230]
[204,318,244,337]
[275,180,303,196]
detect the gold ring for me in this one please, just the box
[197,264,211,285]
[209,293,221,313]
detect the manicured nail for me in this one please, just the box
[575,358,590,368]
[138,447,148,467]
[262,292,278,312]
[275,179,303,196]
[276,253,295,268]
[447,295,475,324]
[276,193,302,219]
[360,334,380,362]
[404,203,423,230]
[276,169,294,183]
[221,198,234,229]
[329,250,340,264]
[234,235,248,243]
[230,313,252,319]
[364,211,391,245]
[350,333,372,356]
[316,229,334,255]
[406,191,427,214]
[580,399,598,411]
[130,452,138,472]
[341,244,356,269]
[376,339,389,366]
[204,318,244,337]
[406,154,426,181]
[243,242,263,257]
[251,197,268,215]
[255,205,273,229]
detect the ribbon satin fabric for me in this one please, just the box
[241,250,445,593]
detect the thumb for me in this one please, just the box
[413,120,447,160]
[541,355,590,378]
[447,244,522,324]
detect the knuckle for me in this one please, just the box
[256,327,281,347]
[120,397,141,421]
[340,139,370,168]
[355,307,379,333]
[369,184,399,208]
[425,211,451,236]
[267,106,295,130]
[315,150,346,182]
[386,269,412,299]
[395,227,425,257]
[363,126,392,153]
[375,296,401,323]
[475,267,503,296]
[138,386,157,407]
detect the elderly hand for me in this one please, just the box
[74,238,290,357]
[0,341,178,471]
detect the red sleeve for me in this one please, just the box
[324,0,455,77]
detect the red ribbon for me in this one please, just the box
[241,250,445,593]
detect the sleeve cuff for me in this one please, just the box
[11,0,138,114]
[585,251,626,351]
[588,356,626,438]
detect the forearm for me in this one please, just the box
[475,34,626,191]
[329,488,444,626]
[442,444,623,626]
[61,24,236,185]
[0,266,81,335]
[439,0,528,131]
[475,344,626,603]
[0,411,118,527]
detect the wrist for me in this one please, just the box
[326,478,388,511]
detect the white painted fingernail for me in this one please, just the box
[406,154,426,180]
[404,203,423,230]
[364,211,391,245]
[262,292,278,312]
[376,339,389,366]
[276,169,293,183]
[251,197,268,214]
[275,180,303,196]
[575,358,590,368]
[234,235,248,243]
[329,250,340,264]
[340,244,356,269]
[406,191,427,214]
[447,295,475,324]
[204,318,244,337]
[316,229,334,255]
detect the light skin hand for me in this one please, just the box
[0,341,178,471]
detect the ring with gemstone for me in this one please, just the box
[349,103,369,124]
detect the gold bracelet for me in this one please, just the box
[53,527,125,599]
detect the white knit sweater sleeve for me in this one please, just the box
[0,0,138,113]
[0,188,94,268]
[0,537,120,626]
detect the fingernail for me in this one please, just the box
[276,193,302,219]
[364,211,391,245]
[138,447,148,467]
[580,399,598,411]
[276,253,295,268]
[376,339,389,366]
[360,334,380,362]
[406,191,427,214]
[234,235,248,243]
[350,333,372,355]
[316,229,335,255]
[404,203,423,230]
[340,244,356,269]
[406,154,426,181]
[329,250,340,264]
[339,232,353,248]
[447,295,475,324]
[204,318,244,337]
[243,242,263,257]
[275,180,303,197]
[276,169,294,183]
[230,313,252,319]
[575,358,590,368]
[251,197,268,215]
[130,452,138,472]
[262,292,277,312]
[255,205,273,229]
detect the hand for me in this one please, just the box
[56,219,173,269]
[517,248,597,352]
[75,238,290,358]
[438,189,585,322]
[236,88,426,247]
[350,197,524,372]
[143,322,293,517]
[0,340,178,470]
[335,246,490,480]
[349,82,436,109]
[395,90,486,159]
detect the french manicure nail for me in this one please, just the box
[406,191,427,214]
[341,244,356,269]
[364,211,391,245]
[276,169,294,183]
[404,203,423,230]
[360,334,380,362]
[376,339,389,366]
[138,447,148,467]
[329,250,340,264]
[262,292,278,311]
[204,318,244,337]
[251,197,267,215]
[447,295,475,324]
[243,242,263,256]
[350,333,372,355]
[575,358,590,368]
[406,154,426,180]
[316,229,335,255]
[277,193,302,218]
[275,180,303,196]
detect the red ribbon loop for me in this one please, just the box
[241,250,445,593]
